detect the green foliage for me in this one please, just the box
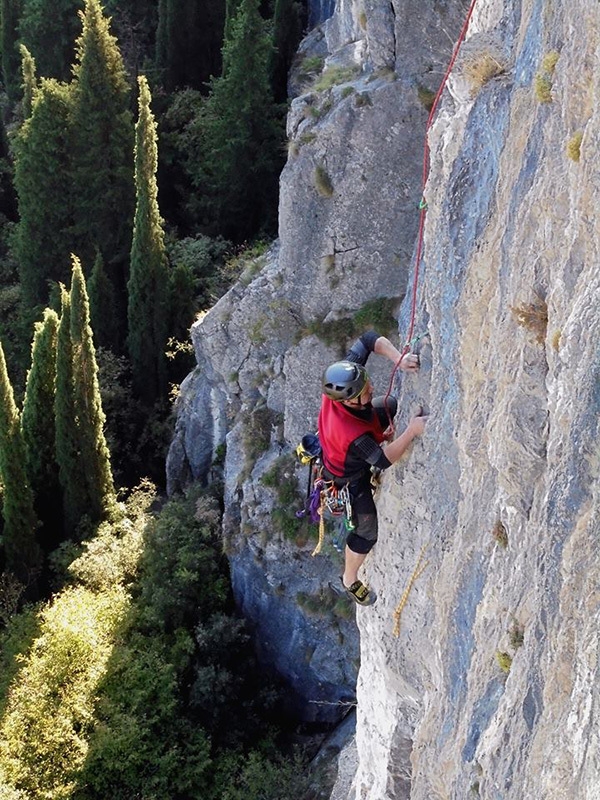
[305,296,399,350]
[19,0,84,82]
[2,479,319,797]
[312,64,359,92]
[352,297,398,332]
[0,602,39,710]
[69,256,116,523]
[242,403,276,467]
[1,0,22,100]
[183,0,285,241]
[127,75,169,404]
[534,53,559,105]
[18,44,36,118]
[566,130,583,162]
[541,50,559,74]
[314,163,334,197]
[155,0,225,92]
[219,750,315,800]
[93,348,141,486]
[534,72,552,103]
[298,55,323,76]
[137,493,229,632]
[166,233,233,309]
[495,650,512,674]
[0,341,41,584]
[261,455,304,540]
[54,286,88,536]
[508,620,524,650]
[13,78,75,311]
[269,0,302,103]
[70,0,134,272]
[21,308,62,548]
[0,585,129,796]
[87,251,119,351]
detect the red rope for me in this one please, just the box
[383,0,479,427]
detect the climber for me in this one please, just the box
[318,331,427,606]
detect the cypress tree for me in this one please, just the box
[192,0,284,241]
[88,250,119,350]
[69,256,115,521]
[19,44,37,118]
[222,0,241,70]
[14,78,74,311]
[0,340,41,583]
[270,0,302,103]
[54,285,87,535]
[1,0,22,100]
[70,0,134,272]
[127,75,168,404]
[21,309,63,549]
[19,0,83,82]
[155,0,225,91]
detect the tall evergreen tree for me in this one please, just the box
[1,0,22,100]
[222,0,241,70]
[70,256,115,521]
[127,75,168,404]
[155,0,225,91]
[14,78,74,311]
[19,0,83,82]
[0,340,41,583]
[54,285,87,536]
[21,309,62,549]
[190,0,284,241]
[88,250,119,351]
[270,0,302,103]
[70,0,134,273]
[19,44,36,118]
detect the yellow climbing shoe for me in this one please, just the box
[341,578,376,606]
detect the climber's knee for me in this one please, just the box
[346,513,378,554]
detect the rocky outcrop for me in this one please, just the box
[169,0,600,795]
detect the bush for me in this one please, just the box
[566,131,583,162]
[0,586,129,798]
[0,488,311,798]
[511,297,548,344]
[313,65,359,92]
[314,164,334,197]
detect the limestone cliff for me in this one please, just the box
[168,0,600,796]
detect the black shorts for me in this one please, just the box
[345,472,378,555]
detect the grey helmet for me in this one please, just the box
[322,361,368,401]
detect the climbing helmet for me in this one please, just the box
[322,361,368,401]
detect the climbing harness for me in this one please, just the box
[310,469,355,557]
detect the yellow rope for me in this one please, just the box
[311,494,326,556]
[393,545,429,637]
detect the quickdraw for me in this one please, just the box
[310,469,354,557]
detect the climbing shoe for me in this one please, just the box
[341,578,376,606]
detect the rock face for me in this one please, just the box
[168,0,600,795]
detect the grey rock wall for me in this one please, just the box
[351,0,600,798]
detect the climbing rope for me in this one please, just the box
[387,0,479,631]
[312,494,327,556]
[393,545,429,637]
[382,0,480,429]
